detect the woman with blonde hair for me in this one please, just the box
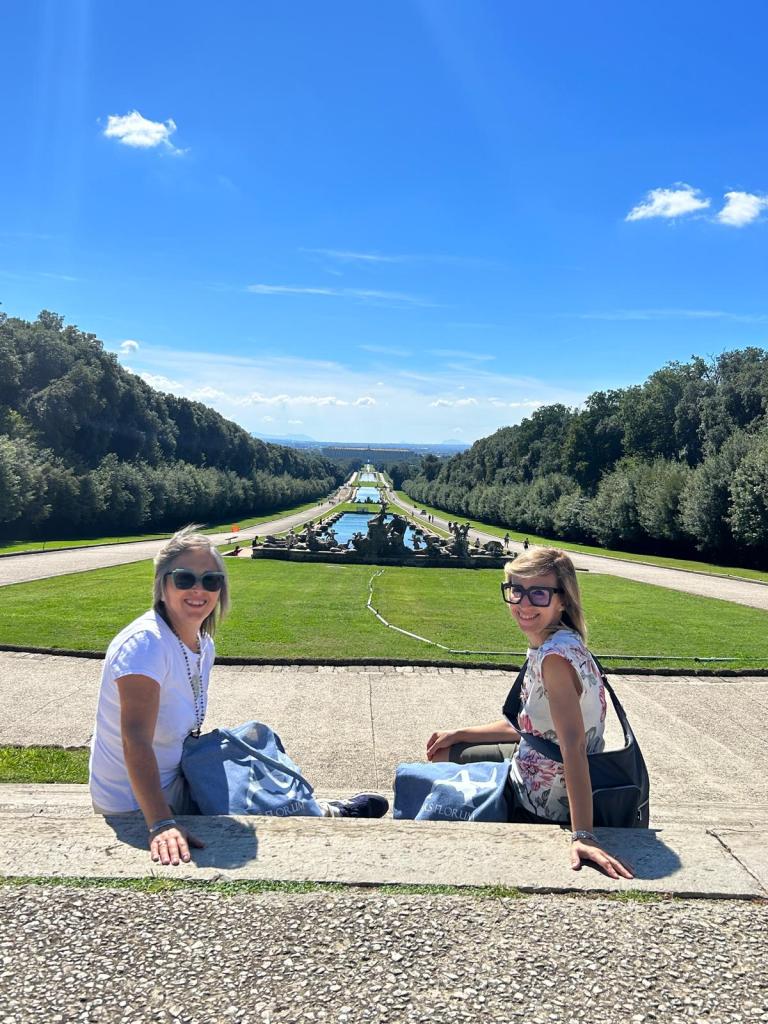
[426,547,632,879]
[90,526,387,867]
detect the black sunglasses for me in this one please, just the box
[500,582,563,607]
[165,569,225,592]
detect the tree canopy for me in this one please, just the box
[0,311,341,538]
[403,349,768,566]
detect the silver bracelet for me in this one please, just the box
[149,817,178,835]
[571,830,597,843]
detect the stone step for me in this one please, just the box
[3,784,767,830]
[0,788,766,899]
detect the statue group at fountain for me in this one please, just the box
[254,501,506,565]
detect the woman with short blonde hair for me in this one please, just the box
[90,525,388,866]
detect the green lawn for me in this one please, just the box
[0,558,765,670]
[394,491,768,585]
[0,745,90,783]
[0,498,325,556]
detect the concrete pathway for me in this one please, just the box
[4,654,768,826]
[387,489,768,610]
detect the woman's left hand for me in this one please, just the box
[570,838,634,879]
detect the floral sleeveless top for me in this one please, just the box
[508,628,607,822]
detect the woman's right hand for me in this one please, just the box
[426,730,459,761]
[149,824,205,866]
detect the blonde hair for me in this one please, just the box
[504,547,587,642]
[153,525,230,638]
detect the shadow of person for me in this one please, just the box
[585,827,683,880]
[104,814,259,869]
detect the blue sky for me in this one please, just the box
[2,1,767,443]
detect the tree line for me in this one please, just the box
[0,311,341,538]
[403,349,768,567]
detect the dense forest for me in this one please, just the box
[403,349,768,567]
[0,311,341,539]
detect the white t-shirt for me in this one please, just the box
[508,628,607,822]
[89,609,215,813]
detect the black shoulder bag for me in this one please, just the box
[503,656,650,828]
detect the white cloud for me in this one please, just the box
[125,345,584,443]
[626,184,710,221]
[430,348,495,361]
[576,308,768,323]
[262,416,274,423]
[301,248,405,263]
[717,191,768,227]
[137,371,184,393]
[429,397,479,408]
[119,339,140,355]
[190,386,227,401]
[103,111,185,154]
[248,283,430,305]
[360,343,413,357]
[242,392,351,408]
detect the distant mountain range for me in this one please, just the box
[253,433,470,455]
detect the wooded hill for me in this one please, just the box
[0,310,341,539]
[403,349,768,567]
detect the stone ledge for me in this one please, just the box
[0,804,765,899]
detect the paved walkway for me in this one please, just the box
[4,653,767,825]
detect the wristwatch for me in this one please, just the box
[571,830,597,843]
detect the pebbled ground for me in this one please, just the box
[1,885,766,1024]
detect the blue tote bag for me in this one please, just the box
[394,761,511,822]
[181,721,325,818]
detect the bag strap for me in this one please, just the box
[501,660,528,725]
[217,725,314,788]
[512,653,638,764]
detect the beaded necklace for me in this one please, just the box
[172,627,206,737]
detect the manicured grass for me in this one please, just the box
[0,746,89,783]
[0,498,327,556]
[0,558,766,670]
[394,491,768,584]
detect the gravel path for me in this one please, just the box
[2,885,766,1023]
[388,491,768,611]
[0,503,334,588]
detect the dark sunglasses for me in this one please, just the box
[500,582,563,607]
[165,569,225,592]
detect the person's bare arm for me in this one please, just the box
[117,674,171,825]
[543,654,633,879]
[426,719,520,761]
[117,674,204,865]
